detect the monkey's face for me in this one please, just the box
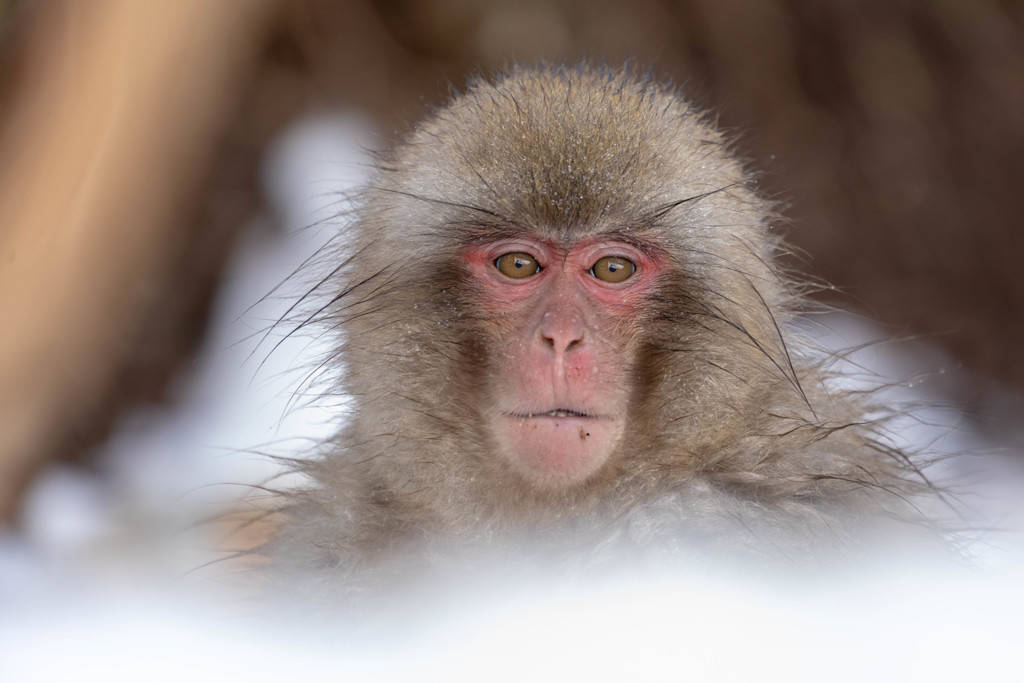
[462,233,664,488]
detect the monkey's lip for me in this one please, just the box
[505,409,605,420]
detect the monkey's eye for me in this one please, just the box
[495,252,541,279]
[590,256,636,283]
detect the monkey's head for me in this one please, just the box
[333,65,793,503]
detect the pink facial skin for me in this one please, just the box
[462,236,663,487]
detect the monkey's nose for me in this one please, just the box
[539,311,585,354]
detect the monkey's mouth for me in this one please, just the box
[507,409,600,419]
[494,408,623,484]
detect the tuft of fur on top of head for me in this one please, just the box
[267,64,953,591]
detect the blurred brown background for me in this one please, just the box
[1,0,1022,523]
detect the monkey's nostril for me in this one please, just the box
[541,328,584,354]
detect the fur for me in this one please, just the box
[267,64,948,595]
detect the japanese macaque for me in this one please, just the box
[269,64,947,592]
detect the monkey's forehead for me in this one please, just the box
[386,65,759,237]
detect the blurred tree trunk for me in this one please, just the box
[0,0,279,522]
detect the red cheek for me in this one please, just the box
[582,286,648,319]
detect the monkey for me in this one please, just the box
[264,64,951,597]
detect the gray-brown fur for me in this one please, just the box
[269,64,946,591]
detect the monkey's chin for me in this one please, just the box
[495,414,623,487]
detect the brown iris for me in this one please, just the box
[495,252,541,278]
[590,256,635,282]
